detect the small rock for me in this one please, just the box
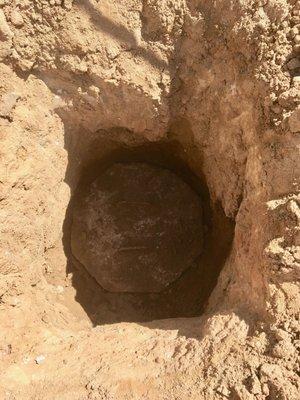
[35,355,45,365]
[87,85,100,98]
[232,385,254,400]
[0,92,20,117]
[0,9,13,39]
[292,76,300,88]
[293,44,300,52]
[63,0,73,10]
[0,10,13,60]
[245,375,262,395]
[106,44,121,60]
[286,58,300,70]
[10,10,24,27]
[288,107,300,133]
[18,58,34,72]
[273,328,290,341]
[261,383,269,396]
[216,385,231,398]
[133,28,142,47]
[259,363,282,379]
[10,48,20,60]
[290,26,299,38]
[272,340,295,358]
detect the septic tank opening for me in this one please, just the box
[63,141,234,325]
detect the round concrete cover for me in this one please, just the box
[71,162,203,293]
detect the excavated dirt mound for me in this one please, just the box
[0,1,299,399]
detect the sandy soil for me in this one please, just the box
[0,1,299,399]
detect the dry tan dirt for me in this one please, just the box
[0,1,300,399]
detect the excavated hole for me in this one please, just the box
[63,141,234,325]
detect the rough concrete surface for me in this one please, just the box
[71,162,203,293]
[0,0,299,399]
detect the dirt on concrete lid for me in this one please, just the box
[71,162,203,293]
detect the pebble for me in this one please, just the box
[272,340,295,358]
[216,385,231,397]
[261,383,269,396]
[288,107,300,133]
[35,355,46,365]
[294,34,300,44]
[0,92,20,117]
[293,44,300,52]
[290,27,299,38]
[10,10,24,27]
[0,9,13,40]
[249,375,262,395]
[18,58,34,72]
[133,28,141,47]
[292,76,300,87]
[260,363,282,378]
[273,328,290,341]
[286,57,300,70]
[63,0,73,10]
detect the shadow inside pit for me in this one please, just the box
[62,139,235,328]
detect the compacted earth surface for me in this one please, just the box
[0,1,299,399]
